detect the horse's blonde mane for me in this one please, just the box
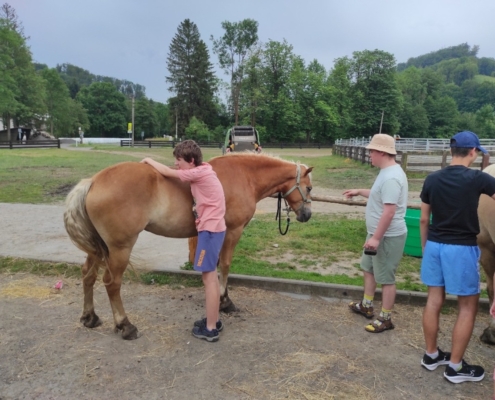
[211,151,311,169]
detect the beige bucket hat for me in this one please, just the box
[365,134,396,155]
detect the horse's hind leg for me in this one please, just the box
[103,246,139,340]
[80,254,102,328]
[218,228,243,313]
[479,241,495,344]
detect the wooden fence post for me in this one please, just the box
[400,152,408,172]
[481,153,490,170]
[441,150,448,169]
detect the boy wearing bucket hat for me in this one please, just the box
[419,131,495,383]
[344,133,408,333]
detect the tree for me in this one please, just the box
[134,97,157,139]
[0,12,45,140]
[76,82,127,137]
[346,50,402,136]
[475,104,495,138]
[167,19,217,136]
[211,19,258,125]
[185,116,210,141]
[40,68,71,136]
[327,57,353,138]
[424,96,459,137]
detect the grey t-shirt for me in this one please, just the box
[365,164,408,237]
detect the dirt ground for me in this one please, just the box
[1,180,494,399]
[1,274,494,400]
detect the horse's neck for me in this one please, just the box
[250,160,295,200]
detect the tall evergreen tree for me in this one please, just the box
[166,19,217,137]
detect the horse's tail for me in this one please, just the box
[63,178,109,262]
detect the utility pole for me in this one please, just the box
[131,96,135,147]
[379,110,384,133]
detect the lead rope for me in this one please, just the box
[276,192,291,235]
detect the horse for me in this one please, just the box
[64,152,313,340]
[477,163,495,344]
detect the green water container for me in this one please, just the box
[404,208,422,257]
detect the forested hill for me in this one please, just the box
[34,62,147,100]
[397,43,495,77]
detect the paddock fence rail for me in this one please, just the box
[0,139,61,149]
[334,137,495,172]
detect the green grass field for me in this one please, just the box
[1,144,470,295]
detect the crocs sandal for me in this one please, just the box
[349,301,374,319]
[365,317,394,333]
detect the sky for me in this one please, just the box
[9,0,495,104]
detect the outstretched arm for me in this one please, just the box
[141,158,180,179]
[343,189,371,199]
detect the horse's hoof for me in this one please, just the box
[80,312,102,328]
[480,328,495,345]
[220,299,238,313]
[115,317,140,340]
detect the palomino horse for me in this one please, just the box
[64,153,313,340]
[478,163,495,344]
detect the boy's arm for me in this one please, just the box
[141,158,180,179]
[420,202,431,251]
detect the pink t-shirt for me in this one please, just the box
[177,162,226,232]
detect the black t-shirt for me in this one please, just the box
[420,166,495,245]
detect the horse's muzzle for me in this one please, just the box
[296,206,312,222]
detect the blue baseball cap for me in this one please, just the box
[450,131,487,154]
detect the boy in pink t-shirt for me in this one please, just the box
[141,140,226,342]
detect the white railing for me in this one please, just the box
[334,137,495,152]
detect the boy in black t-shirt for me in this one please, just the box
[419,131,495,383]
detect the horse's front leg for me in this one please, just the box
[80,254,102,328]
[218,228,243,313]
[104,246,139,340]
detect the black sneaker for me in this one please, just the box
[444,360,485,383]
[193,318,223,332]
[421,348,451,371]
[192,325,219,342]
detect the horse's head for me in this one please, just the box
[282,163,313,222]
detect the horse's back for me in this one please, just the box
[87,162,197,241]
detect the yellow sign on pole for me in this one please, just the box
[127,122,132,133]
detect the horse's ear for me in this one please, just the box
[304,167,314,176]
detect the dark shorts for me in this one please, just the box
[194,231,226,273]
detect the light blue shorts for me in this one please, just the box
[420,241,481,296]
[194,231,226,273]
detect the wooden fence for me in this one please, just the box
[120,140,333,149]
[0,139,61,149]
[333,145,491,172]
[120,140,223,148]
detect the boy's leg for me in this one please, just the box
[202,271,220,332]
[381,284,396,310]
[363,271,377,298]
[423,286,445,353]
[450,294,479,364]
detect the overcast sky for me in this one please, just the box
[9,0,495,104]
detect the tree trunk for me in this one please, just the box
[5,116,11,141]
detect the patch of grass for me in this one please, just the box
[0,256,82,278]
[140,272,202,288]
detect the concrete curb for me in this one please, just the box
[150,268,491,312]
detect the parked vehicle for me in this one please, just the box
[223,126,261,154]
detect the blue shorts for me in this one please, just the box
[194,231,226,273]
[420,241,481,296]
